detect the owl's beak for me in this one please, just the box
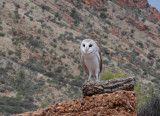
[85,48,89,52]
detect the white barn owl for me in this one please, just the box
[80,39,102,81]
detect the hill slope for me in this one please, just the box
[0,0,160,115]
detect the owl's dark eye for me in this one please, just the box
[89,44,92,47]
[83,44,85,47]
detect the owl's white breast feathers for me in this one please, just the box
[81,50,102,75]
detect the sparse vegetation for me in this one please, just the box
[121,31,127,36]
[41,5,50,12]
[70,8,82,26]
[138,94,160,116]
[0,50,6,56]
[136,41,144,49]
[29,39,41,47]
[100,68,129,80]
[0,32,5,36]
[0,96,38,114]
[0,26,3,30]
[99,12,107,19]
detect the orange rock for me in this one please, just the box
[13,91,137,116]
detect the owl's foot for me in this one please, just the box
[85,80,89,83]
[86,79,94,83]
[95,79,100,82]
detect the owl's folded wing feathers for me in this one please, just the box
[81,53,89,75]
[96,51,102,73]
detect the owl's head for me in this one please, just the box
[80,39,98,54]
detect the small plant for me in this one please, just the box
[45,72,55,77]
[136,41,144,49]
[50,42,57,48]
[15,49,21,58]
[8,50,14,55]
[99,12,107,19]
[55,12,62,20]
[24,3,29,9]
[29,39,40,47]
[0,32,5,36]
[41,5,50,12]
[0,50,6,56]
[70,8,82,26]
[0,25,3,30]
[105,20,112,26]
[19,71,25,78]
[100,68,129,80]
[102,26,109,34]
[37,29,41,34]
[112,9,116,12]
[41,104,48,108]
[157,24,160,32]
[121,31,127,36]
[138,94,160,116]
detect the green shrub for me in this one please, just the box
[0,50,6,56]
[45,72,55,77]
[37,29,41,34]
[50,42,57,48]
[0,25,3,30]
[41,5,50,11]
[15,49,21,58]
[135,82,157,110]
[41,104,48,108]
[8,50,14,55]
[103,26,109,34]
[29,39,41,47]
[0,96,38,114]
[0,32,5,36]
[100,68,129,80]
[99,12,107,19]
[105,20,112,26]
[19,71,25,78]
[138,94,160,116]
[136,41,144,48]
[157,24,160,32]
[121,31,127,36]
[70,8,82,26]
[55,12,62,20]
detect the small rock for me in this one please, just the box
[108,102,114,108]
[76,108,80,112]
[81,100,85,106]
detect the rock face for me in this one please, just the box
[114,0,149,8]
[149,7,160,24]
[114,0,160,23]
[13,90,137,116]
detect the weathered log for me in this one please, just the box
[82,76,136,97]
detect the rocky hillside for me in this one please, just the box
[0,0,160,115]
[13,90,137,116]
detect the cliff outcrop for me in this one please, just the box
[114,0,160,23]
[13,90,137,116]
[114,0,149,8]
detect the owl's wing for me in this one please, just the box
[96,51,102,73]
[81,53,89,75]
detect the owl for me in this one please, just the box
[80,39,102,81]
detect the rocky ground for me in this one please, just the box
[13,90,137,116]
